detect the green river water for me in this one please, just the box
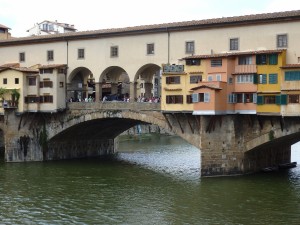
[0,134,299,225]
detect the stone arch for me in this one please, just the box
[67,67,94,102]
[97,66,130,101]
[133,63,161,101]
[48,110,171,141]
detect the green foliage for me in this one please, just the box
[0,87,8,100]
[11,89,20,102]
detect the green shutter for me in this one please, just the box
[281,94,287,105]
[269,54,278,65]
[257,96,264,105]
[269,74,278,84]
[275,95,281,105]
[253,74,258,84]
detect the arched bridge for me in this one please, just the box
[2,102,300,177]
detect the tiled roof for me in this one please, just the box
[0,63,20,68]
[183,49,285,60]
[39,64,67,69]
[281,64,300,69]
[0,66,38,73]
[1,10,300,45]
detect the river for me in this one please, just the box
[0,134,299,225]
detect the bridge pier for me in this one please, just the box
[199,115,295,177]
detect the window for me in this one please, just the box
[186,95,193,104]
[238,56,252,65]
[285,71,300,81]
[110,46,118,57]
[47,50,54,61]
[166,95,183,104]
[236,74,254,83]
[3,78,7,84]
[277,34,287,48]
[256,55,267,65]
[230,38,239,51]
[40,81,53,88]
[19,52,25,62]
[192,93,210,102]
[208,75,213,81]
[78,48,85,59]
[269,74,278,84]
[147,43,154,55]
[28,77,36,86]
[264,96,276,104]
[185,41,194,54]
[228,93,256,103]
[40,69,53,74]
[228,77,233,84]
[190,75,202,84]
[216,74,222,81]
[15,78,19,84]
[289,95,300,103]
[186,59,200,65]
[211,59,222,67]
[59,82,64,88]
[25,96,39,103]
[40,95,53,103]
[259,74,267,84]
[166,76,180,84]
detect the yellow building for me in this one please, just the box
[256,50,286,115]
[0,63,67,114]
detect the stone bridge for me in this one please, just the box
[1,102,300,177]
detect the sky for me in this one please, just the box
[1,0,300,37]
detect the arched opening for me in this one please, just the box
[134,64,161,102]
[67,67,94,102]
[99,66,130,101]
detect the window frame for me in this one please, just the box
[78,48,85,59]
[185,41,195,54]
[110,46,119,58]
[146,43,154,55]
[19,52,25,62]
[277,34,288,48]
[47,50,54,61]
[229,38,239,51]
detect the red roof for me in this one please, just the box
[281,64,300,69]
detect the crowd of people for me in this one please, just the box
[69,95,160,103]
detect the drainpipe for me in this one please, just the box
[167,27,170,64]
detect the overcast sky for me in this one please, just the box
[1,0,300,37]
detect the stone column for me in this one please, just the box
[144,82,153,99]
[129,82,137,102]
[111,83,118,95]
[95,82,102,102]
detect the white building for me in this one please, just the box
[27,20,76,36]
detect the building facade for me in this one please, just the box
[0,10,300,115]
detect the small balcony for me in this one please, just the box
[2,100,18,109]
[234,65,257,74]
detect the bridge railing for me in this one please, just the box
[67,102,161,111]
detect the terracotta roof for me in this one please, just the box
[39,64,67,69]
[281,64,300,69]
[1,10,300,45]
[0,66,38,73]
[0,63,20,68]
[183,49,284,60]
[190,85,222,91]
